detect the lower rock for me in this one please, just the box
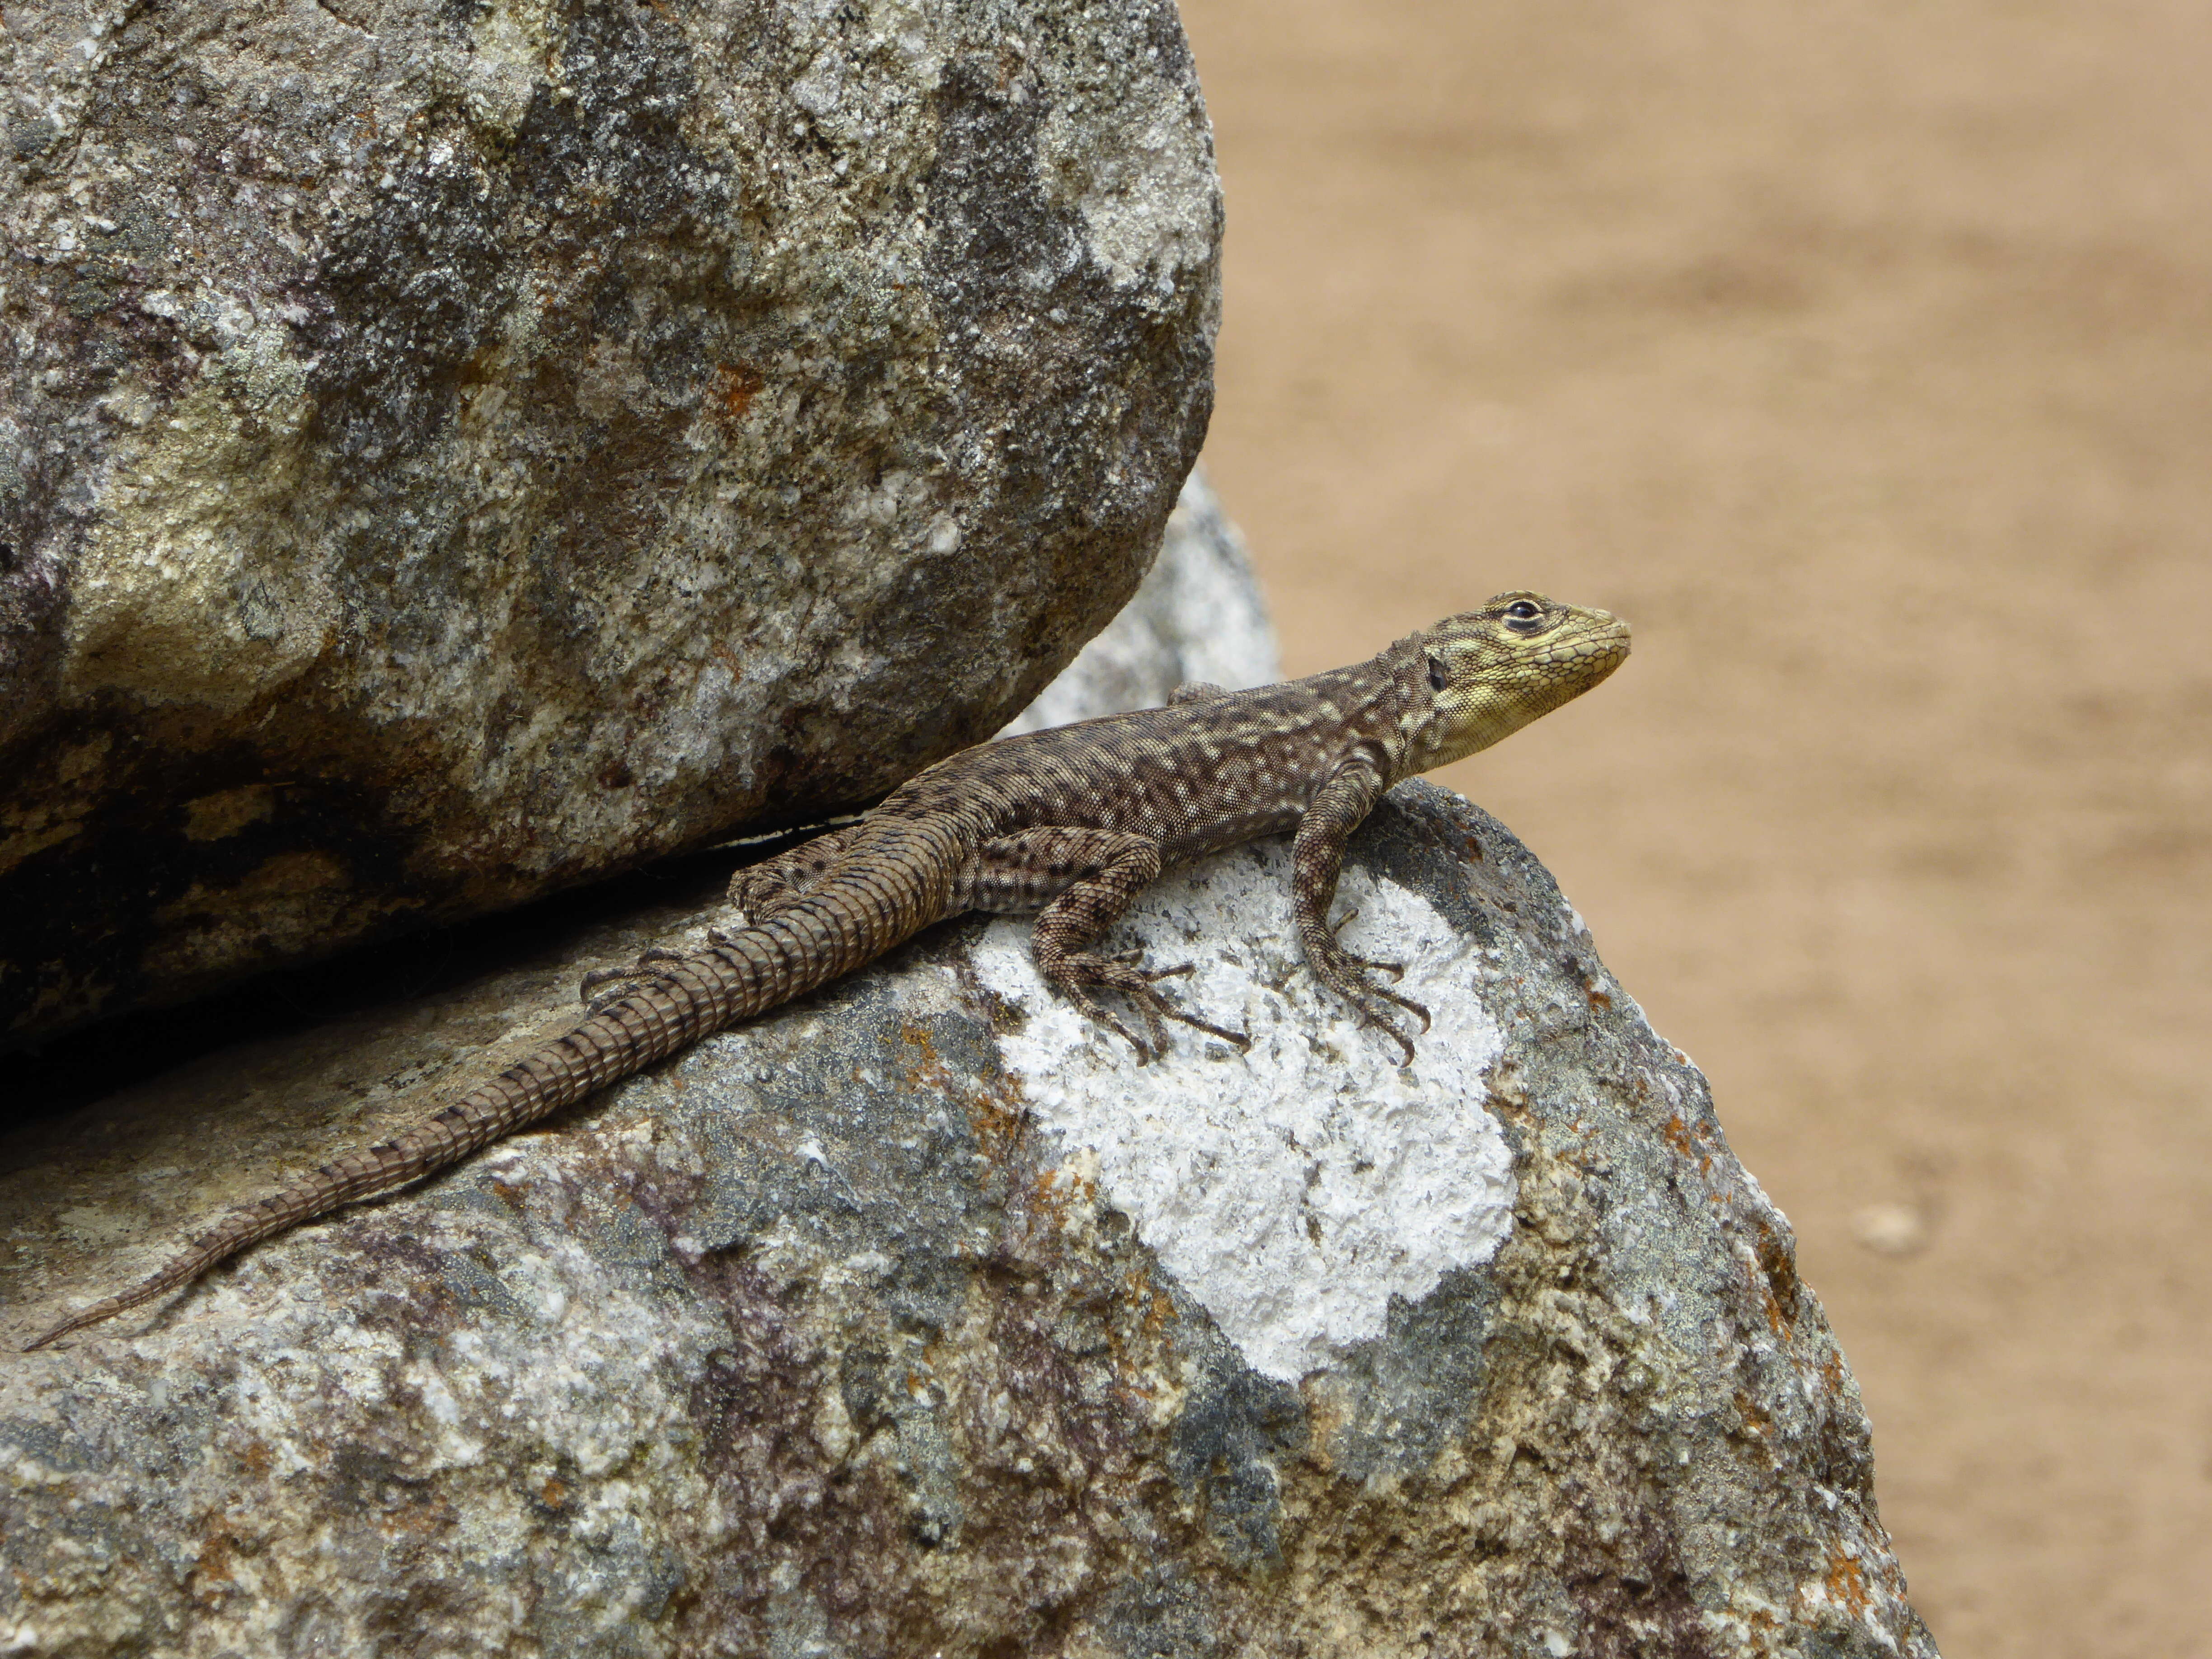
[0,785,1936,1657]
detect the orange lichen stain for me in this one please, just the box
[898,1022,948,1087]
[1030,1162,1095,1232]
[1733,1389,1773,1439]
[1824,1545,1875,1619]
[539,1476,574,1514]
[1757,1284,1787,1337]
[1659,1111,1713,1174]
[901,1022,1024,1164]
[189,1524,241,1604]
[1134,1274,1174,1348]
[1745,1219,1801,1337]
[715,361,766,418]
[1820,1349,1849,1397]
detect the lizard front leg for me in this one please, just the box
[967,827,1247,1061]
[1292,759,1430,1064]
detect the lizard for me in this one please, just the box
[23,591,1629,1350]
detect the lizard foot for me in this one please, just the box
[1311,957,1429,1066]
[1055,955,1250,1062]
[578,947,689,1012]
[1327,908,1408,980]
[1314,911,1427,1064]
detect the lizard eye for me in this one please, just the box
[1427,654,1449,692]
[1504,599,1544,633]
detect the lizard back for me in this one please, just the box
[882,655,1420,863]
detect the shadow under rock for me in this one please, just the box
[1,825,850,1139]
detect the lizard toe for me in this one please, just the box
[1111,965,1246,1053]
[1360,1003,1420,1067]
[578,947,688,1008]
[1068,988,1154,1062]
[1345,953,1407,981]
[576,964,631,1003]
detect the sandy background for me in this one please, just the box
[1175,1,2211,1653]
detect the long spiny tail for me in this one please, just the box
[23,819,964,1350]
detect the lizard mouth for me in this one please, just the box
[1544,609,1631,673]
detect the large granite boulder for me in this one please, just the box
[0,0,1222,1050]
[0,784,1936,1657]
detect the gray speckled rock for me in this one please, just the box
[0,785,1936,1658]
[0,0,1220,1049]
[1003,460,1277,735]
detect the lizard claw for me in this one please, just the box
[1125,958,1251,1051]
[1066,988,1159,1064]
[1363,988,1430,1067]
[1334,982,1425,1066]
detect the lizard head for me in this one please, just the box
[1396,592,1631,777]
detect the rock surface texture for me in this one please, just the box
[0,0,1221,1048]
[1,785,1936,1658]
[1003,461,1277,735]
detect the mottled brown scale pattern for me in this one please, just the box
[25,594,1628,1349]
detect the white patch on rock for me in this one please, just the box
[972,840,1514,1381]
[1039,72,1216,291]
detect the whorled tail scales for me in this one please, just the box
[24,593,1629,1350]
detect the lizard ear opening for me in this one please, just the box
[1427,653,1448,693]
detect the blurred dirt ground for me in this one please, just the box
[1176,1,2212,1653]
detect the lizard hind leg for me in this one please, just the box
[575,826,862,1009]
[971,828,1249,1063]
[725,825,859,923]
